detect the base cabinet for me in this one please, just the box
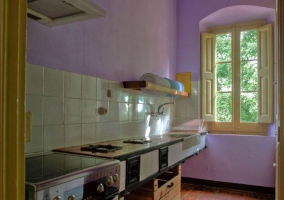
[124,165,181,200]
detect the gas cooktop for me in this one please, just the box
[80,144,123,153]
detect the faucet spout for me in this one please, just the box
[157,102,175,114]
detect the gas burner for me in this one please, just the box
[81,144,123,153]
[123,139,152,144]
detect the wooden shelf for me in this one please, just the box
[122,81,189,97]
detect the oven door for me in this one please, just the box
[103,192,119,200]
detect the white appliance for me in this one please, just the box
[27,0,106,27]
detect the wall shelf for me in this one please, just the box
[122,81,189,97]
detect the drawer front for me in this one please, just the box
[160,183,180,200]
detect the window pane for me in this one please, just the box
[217,63,232,92]
[216,33,231,62]
[240,30,257,60]
[240,61,258,91]
[216,93,232,122]
[240,92,258,123]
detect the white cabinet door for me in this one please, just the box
[140,150,159,181]
[168,142,183,166]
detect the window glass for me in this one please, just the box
[240,30,257,60]
[240,92,258,122]
[216,93,232,122]
[216,33,231,62]
[217,63,232,92]
[240,61,258,91]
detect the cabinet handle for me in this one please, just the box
[167,182,174,188]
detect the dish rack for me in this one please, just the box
[171,119,204,132]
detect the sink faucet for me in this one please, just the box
[157,102,175,115]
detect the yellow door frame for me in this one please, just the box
[277,0,284,199]
[1,0,26,199]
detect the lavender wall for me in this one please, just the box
[176,0,275,81]
[177,0,276,188]
[182,134,276,187]
[27,0,177,82]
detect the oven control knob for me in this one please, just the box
[97,183,105,193]
[107,176,114,185]
[113,174,119,182]
[67,195,76,200]
[53,196,62,200]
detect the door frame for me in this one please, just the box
[1,0,26,199]
[277,0,284,199]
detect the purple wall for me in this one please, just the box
[176,0,275,81]
[27,0,177,82]
[177,0,276,188]
[182,134,276,187]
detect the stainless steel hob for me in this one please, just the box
[25,152,120,200]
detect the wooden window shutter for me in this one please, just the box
[201,33,216,122]
[258,24,273,123]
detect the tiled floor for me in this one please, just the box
[181,183,275,200]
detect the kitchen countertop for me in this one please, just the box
[53,131,207,161]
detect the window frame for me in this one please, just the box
[201,20,273,135]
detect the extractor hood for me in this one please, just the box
[27,0,106,27]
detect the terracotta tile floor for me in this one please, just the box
[181,183,275,200]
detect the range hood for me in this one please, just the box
[27,0,106,27]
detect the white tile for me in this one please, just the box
[96,101,109,122]
[138,95,145,104]
[65,124,82,147]
[43,97,64,125]
[26,64,43,95]
[137,104,145,120]
[82,124,96,145]
[25,126,43,154]
[187,106,200,118]
[108,81,121,101]
[26,95,43,126]
[96,123,110,142]
[82,100,97,123]
[64,98,82,124]
[44,67,64,97]
[120,122,131,138]
[82,75,96,99]
[176,106,187,118]
[109,102,119,122]
[65,72,81,98]
[191,81,200,94]
[108,122,120,140]
[43,125,64,151]
[176,97,190,107]
[96,78,108,101]
[119,103,129,121]
[131,121,145,136]
[129,103,137,121]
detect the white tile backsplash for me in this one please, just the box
[96,123,110,142]
[64,98,82,124]
[26,95,43,126]
[25,126,43,154]
[44,67,64,97]
[65,72,82,98]
[26,64,44,95]
[65,124,82,147]
[96,78,108,101]
[82,123,96,144]
[25,64,193,155]
[43,97,64,125]
[43,125,64,151]
[82,75,96,100]
[82,100,97,123]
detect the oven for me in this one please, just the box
[25,152,120,200]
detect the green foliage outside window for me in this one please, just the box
[215,30,258,123]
